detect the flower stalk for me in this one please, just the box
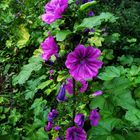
[72,78,76,125]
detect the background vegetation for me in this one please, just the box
[0,0,140,139]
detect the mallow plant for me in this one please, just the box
[40,0,116,139]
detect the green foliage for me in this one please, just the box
[1,0,140,139]
[12,55,43,85]
[75,12,117,30]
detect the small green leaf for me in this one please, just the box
[17,24,30,49]
[37,80,53,90]
[80,1,97,11]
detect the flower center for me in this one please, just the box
[80,58,86,64]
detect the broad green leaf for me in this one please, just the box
[12,56,43,85]
[134,76,140,84]
[90,96,105,109]
[24,75,46,100]
[36,128,49,139]
[125,109,140,125]
[113,90,135,110]
[118,55,133,66]
[55,30,71,41]
[99,66,120,81]
[75,12,117,30]
[88,118,122,139]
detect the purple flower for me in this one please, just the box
[88,11,94,17]
[74,114,85,127]
[55,137,61,140]
[66,126,87,140]
[41,0,68,24]
[89,109,100,126]
[76,0,79,5]
[82,0,92,4]
[65,45,103,81]
[50,69,54,74]
[45,122,53,131]
[54,126,61,131]
[55,136,64,140]
[48,109,58,122]
[65,78,88,94]
[56,83,66,102]
[41,36,58,61]
[92,90,103,97]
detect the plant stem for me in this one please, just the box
[72,78,76,125]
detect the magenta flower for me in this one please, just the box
[92,90,103,97]
[41,36,58,61]
[65,78,88,94]
[45,122,53,131]
[66,126,86,140]
[65,45,103,81]
[65,78,73,94]
[89,109,100,126]
[74,114,85,127]
[41,0,68,24]
[79,80,88,93]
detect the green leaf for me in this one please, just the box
[90,96,105,110]
[113,90,135,110]
[80,1,97,11]
[103,49,114,60]
[75,12,117,30]
[134,87,140,98]
[17,24,30,49]
[55,30,71,41]
[125,109,140,125]
[99,66,121,81]
[118,55,133,66]
[24,75,46,100]
[125,132,140,140]
[37,80,53,90]
[12,56,43,85]
[36,128,49,139]
[9,109,21,126]
[30,97,47,116]
[134,76,140,84]
[88,36,104,47]
[0,97,4,104]
[88,118,122,139]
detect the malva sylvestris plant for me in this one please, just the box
[41,0,104,139]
